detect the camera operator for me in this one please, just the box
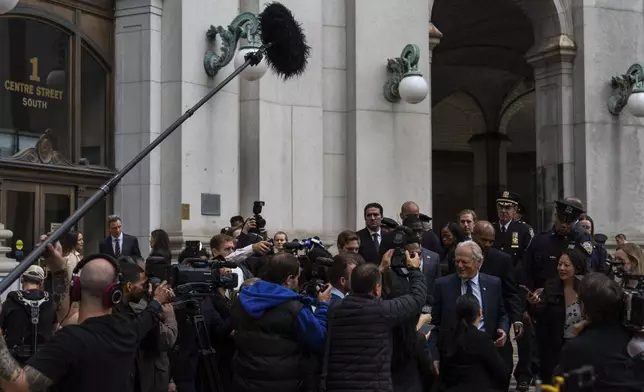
[0,242,173,392]
[114,262,177,392]
[232,252,332,392]
[324,250,427,392]
[0,266,56,365]
[557,273,644,391]
[209,234,266,290]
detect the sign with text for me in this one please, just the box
[3,57,65,110]
[0,17,71,139]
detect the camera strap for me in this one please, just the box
[15,291,49,353]
[318,301,339,392]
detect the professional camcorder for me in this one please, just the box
[619,273,644,332]
[300,256,333,298]
[145,257,239,309]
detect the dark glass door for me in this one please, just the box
[0,182,74,260]
[1,182,37,259]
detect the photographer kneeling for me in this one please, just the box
[324,249,426,392]
[557,273,644,391]
[232,252,332,392]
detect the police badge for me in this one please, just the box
[511,232,519,248]
[581,241,593,255]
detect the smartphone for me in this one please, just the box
[419,324,433,335]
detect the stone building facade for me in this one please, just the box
[0,0,642,257]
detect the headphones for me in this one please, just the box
[69,253,124,308]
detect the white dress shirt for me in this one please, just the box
[368,228,382,247]
[331,286,345,299]
[111,233,124,255]
[461,273,484,331]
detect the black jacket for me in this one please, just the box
[232,300,317,392]
[326,269,427,392]
[99,234,142,258]
[557,322,644,392]
[357,227,382,264]
[493,221,533,267]
[480,248,523,324]
[441,326,509,392]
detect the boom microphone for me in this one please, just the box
[0,2,310,293]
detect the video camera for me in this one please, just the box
[300,256,333,298]
[390,225,415,276]
[145,256,240,310]
[619,273,644,332]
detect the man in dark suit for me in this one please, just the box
[357,202,384,264]
[430,240,509,374]
[99,214,142,258]
[379,201,442,256]
[472,220,523,389]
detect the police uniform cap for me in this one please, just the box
[419,213,432,223]
[381,217,398,229]
[555,198,585,216]
[594,233,608,245]
[496,190,521,207]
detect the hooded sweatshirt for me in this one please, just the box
[239,280,329,354]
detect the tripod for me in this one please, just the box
[176,298,224,392]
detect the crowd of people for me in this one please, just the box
[0,193,643,392]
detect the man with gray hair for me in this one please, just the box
[429,240,509,376]
[99,214,141,258]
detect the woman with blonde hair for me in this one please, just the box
[614,242,644,275]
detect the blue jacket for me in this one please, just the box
[239,281,329,354]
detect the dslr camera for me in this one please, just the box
[251,201,266,235]
[300,256,333,298]
[390,225,415,276]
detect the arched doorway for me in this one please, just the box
[430,0,572,230]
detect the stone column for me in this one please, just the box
[346,0,431,227]
[570,1,644,243]
[240,0,324,238]
[0,224,17,302]
[468,132,511,220]
[526,35,576,231]
[114,0,163,257]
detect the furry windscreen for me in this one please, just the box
[259,2,310,80]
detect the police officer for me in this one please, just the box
[493,191,534,267]
[520,197,594,292]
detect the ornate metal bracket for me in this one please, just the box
[383,44,422,103]
[608,64,644,115]
[204,12,261,77]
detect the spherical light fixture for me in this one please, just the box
[627,88,644,118]
[0,0,18,14]
[46,69,66,89]
[398,73,428,104]
[234,46,268,81]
